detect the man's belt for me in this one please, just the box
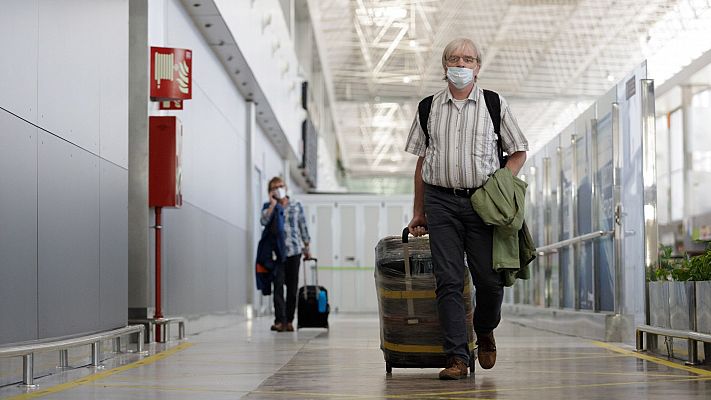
[427,184,480,198]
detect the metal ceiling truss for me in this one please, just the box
[311,0,711,177]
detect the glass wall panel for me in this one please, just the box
[576,131,594,310]
[689,94,711,216]
[669,109,684,221]
[559,131,574,309]
[656,114,670,225]
[595,112,615,312]
[547,139,560,308]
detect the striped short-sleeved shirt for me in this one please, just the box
[404,85,529,189]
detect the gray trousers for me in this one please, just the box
[424,184,504,362]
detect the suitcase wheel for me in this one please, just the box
[385,363,392,374]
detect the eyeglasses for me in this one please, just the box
[446,55,479,64]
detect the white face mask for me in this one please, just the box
[447,67,474,89]
[276,187,287,199]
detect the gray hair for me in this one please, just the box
[441,38,482,81]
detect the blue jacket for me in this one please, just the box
[255,203,286,295]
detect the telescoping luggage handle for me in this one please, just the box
[401,227,427,320]
[302,257,320,299]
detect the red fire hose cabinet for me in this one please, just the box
[149,116,183,208]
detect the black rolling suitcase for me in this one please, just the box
[375,228,475,374]
[297,257,329,329]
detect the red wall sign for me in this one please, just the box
[159,100,183,110]
[150,47,192,101]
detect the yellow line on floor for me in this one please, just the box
[526,369,690,378]
[7,342,194,400]
[400,375,711,397]
[591,341,711,377]
[516,353,626,362]
[96,383,249,395]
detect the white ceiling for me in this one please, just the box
[310,0,711,177]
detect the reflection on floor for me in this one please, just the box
[2,314,710,399]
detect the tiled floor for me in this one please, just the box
[2,314,710,399]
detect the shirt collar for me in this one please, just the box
[442,84,479,106]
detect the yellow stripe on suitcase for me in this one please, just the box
[377,287,471,299]
[378,288,436,299]
[382,340,476,353]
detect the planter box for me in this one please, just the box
[648,281,670,328]
[648,281,711,362]
[696,281,711,335]
[669,281,694,360]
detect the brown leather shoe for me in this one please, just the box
[439,357,468,380]
[286,322,294,332]
[270,322,284,332]
[477,332,497,369]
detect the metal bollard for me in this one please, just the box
[137,330,145,353]
[113,337,122,353]
[91,342,104,369]
[686,339,699,365]
[635,330,644,352]
[20,353,38,388]
[178,321,185,340]
[148,322,155,343]
[59,349,70,368]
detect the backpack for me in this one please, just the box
[418,89,508,167]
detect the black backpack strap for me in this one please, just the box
[482,89,506,168]
[418,95,434,147]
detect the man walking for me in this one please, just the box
[405,38,529,379]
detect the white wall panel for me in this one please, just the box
[255,121,284,187]
[38,0,102,153]
[153,0,249,229]
[0,0,38,122]
[178,85,246,227]
[164,0,248,137]
[98,0,129,168]
[214,0,304,155]
[300,195,412,312]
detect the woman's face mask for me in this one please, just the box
[275,187,287,199]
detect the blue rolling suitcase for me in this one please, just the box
[297,257,329,329]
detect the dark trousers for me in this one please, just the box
[424,184,504,362]
[273,254,301,324]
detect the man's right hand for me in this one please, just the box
[407,214,428,237]
[268,191,277,207]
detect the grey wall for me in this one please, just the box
[0,0,128,345]
[162,204,247,315]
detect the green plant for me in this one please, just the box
[649,245,681,281]
[686,247,711,281]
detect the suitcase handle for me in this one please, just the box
[402,226,428,243]
[301,257,319,289]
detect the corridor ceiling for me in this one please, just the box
[308,0,711,177]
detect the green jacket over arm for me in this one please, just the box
[471,168,536,286]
